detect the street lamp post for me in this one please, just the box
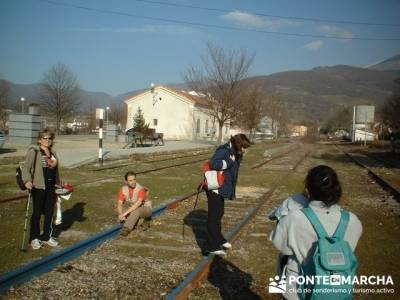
[106,106,110,129]
[20,97,25,114]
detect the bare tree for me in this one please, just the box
[236,83,265,140]
[87,100,96,133]
[380,77,400,130]
[265,92,289,137]
[0,78,11,130]
[40,64,81,133]
[109,103,127,131]
[184,43,254,143]
[323,106,353,133]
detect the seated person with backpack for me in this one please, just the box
[117,171,152,236]
[269,165,363,300]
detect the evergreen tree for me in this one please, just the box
[133,107,149,132]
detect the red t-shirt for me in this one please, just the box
[118,186,147,203]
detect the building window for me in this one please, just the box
[153,119,158,126]
[205,120,209,134]
[196,118,200,134]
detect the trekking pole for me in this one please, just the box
[193,183,203,211]
[20,192,31,252]
[183,185,204,240]
[182,220,185,240]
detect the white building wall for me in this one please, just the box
[193,108,218,140]
[125,86,236,141]
[354,129,376,142]
[192,108,235,141]
[126,89,194,140]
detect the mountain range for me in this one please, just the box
[4,54,399,124]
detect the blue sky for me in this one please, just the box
[1,0,400,96]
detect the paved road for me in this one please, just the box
[0,135,215,167]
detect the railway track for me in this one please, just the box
[0,143,311,298]
[0,143,295,204]
[335,144,400,202]
[250,144,300,169]
[0,154,210,204]
[90,150,213,172]
[0,192,198,294]
[167,146,311,299]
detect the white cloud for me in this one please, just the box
[303,40,324,50]
[221,11,267,28]
[67,25,195,34]
[316,25,353,39]
[221,11,301,30]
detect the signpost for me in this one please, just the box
[96,108,105,166]
[352,105,375,145]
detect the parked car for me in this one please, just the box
[0,130,5,148]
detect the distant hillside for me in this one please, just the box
[368,54,400,75]
[4,57,398,124]
[246,65,398,123]
[7,82,116,112]
[8,83,41,106]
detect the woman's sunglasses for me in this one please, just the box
[42,136,54,140]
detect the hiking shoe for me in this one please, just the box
[120,227,130,237]
[43,237,58,247]
[209,249,227,257]
[141,219,151,231]
[31,239,42,250]
[222,242,232,250]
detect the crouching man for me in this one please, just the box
[117,171,152,236]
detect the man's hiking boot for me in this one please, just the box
[120,227,130,237]
[141,219,151,231]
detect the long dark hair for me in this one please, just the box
[305,165,342,206]
[230,134,251,160]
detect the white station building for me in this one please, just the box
[125,85,233,141]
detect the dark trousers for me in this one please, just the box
[30,188,56,241]
[206,191,226,251]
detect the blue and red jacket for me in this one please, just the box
[210,142,241,200]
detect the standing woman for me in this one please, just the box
[22,129,61,250]
[270,165,362,299]
[206,133,251,256]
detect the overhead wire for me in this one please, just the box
[135,0,400,28]
[39,0,400,41]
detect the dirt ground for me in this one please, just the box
[0,139,399,299]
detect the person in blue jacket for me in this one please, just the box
[206,133,251,256]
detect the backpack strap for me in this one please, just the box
[32,149,38,182]
[332,210,350,240]
[301,207,329,239]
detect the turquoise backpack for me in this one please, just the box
[300,207,358,300]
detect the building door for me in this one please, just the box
[196,118,200,137]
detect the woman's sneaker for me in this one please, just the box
[209,249,227,257]
[31,239,42,250]
[222,242,232,250]
[43,237,58,247]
